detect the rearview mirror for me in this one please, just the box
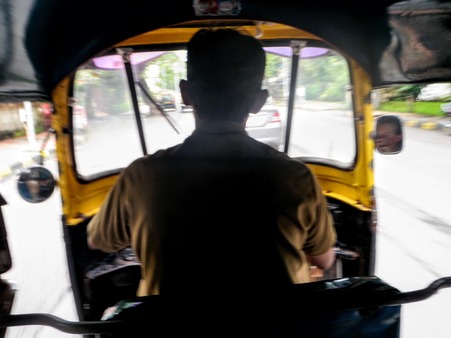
[374,115,403,154]
[17,166,56,203]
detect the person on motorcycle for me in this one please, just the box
[87,28,336,298]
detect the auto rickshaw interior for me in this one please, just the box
[49,20,379,323]
[5,1,451,337]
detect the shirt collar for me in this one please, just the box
[193,120,247,135]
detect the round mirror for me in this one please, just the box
[375,115,403,154]
[17,166,56,203]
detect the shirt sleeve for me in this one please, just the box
[298,169,337,256]
[86,170,131,253]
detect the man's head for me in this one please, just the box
[180,28,268,123]
[375,115,403,153]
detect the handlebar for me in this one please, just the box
[0,313,123,335]
[381,276,451,306]
[1,276,450,335]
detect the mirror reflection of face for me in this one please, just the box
[25,180,40,200]
[375,122,402,153]
[17,167,55,203]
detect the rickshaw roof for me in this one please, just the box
[1,0,451,102]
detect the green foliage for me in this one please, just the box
[74,69,129,115]
[14,130,25,138]
[300,55,348,101]
[158,54,178,89]
[143,52,182,92]
[263,51,349,102]
[73,52,184,117]
[265,53,284,79]
[378,85,424,101]
[380,101,446,116]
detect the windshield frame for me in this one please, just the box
[69,37,358,182]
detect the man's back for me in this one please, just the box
[87,28,336,299]
[147,157,296,296]
[88,126,335,297]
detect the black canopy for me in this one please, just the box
[1,0,451,102]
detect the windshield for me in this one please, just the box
[72,44,355,178]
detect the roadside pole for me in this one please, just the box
[21,101,38,151]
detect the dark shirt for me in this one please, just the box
[87,121,336,296]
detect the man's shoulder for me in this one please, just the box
[125,139,310,177]
[133,144,183,162]
[254,148,315,183]
[122,145,183,176]
[259,146,310,171]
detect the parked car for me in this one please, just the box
[246,99,284,150]
[179,98,283,149]
[157,91,177,110]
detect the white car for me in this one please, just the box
[246,100,284,150]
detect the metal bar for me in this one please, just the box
[283,40,306,153]
[117,48,148,155]
[137,80,180,134]
[380,276,451,306]
[1,277,450,334]
[0,314,124,335]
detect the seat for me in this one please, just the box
[100,276,401,338]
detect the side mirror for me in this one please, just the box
[374,115,403,154]
[17,166,56,203]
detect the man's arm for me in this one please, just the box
[86,171,131,253]
[308,247,335,270]
[299,168,337,270]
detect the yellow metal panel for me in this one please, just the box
[53,79,120,225]
[307,60,375,211]
[117,21,320,47]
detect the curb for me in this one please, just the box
[402,119,451,134]
[421,121,439,130]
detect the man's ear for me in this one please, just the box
[250,89,268,114]
[179,79,193,106]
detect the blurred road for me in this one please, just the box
[0,154,80,338]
